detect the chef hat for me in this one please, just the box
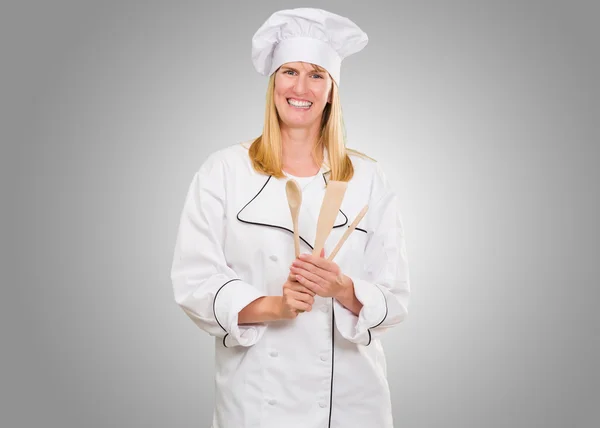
[251,8,368,86]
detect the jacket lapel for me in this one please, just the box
[236,159,348,252]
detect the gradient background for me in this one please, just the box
[3,1,599,427]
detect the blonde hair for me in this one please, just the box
[248,64,373,181]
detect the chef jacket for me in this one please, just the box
[170,141,410,428]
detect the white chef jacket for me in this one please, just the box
[170,141,410,428]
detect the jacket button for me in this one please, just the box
[269,254,278,261]
[319,401,327,408]
[269,350,278,357]
[320,355,327,361]
[320,305,329,312]
[268,399,277,405]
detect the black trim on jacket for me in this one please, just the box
[236,175,349,245]
[366,286,389,346]
[213,278,242,348]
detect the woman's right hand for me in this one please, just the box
[280,277,315,319]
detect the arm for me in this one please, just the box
[333,164,411,346]
[238,296,283,324]
[170,152,270,348]
[335,277,363,316]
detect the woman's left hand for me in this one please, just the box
[289,249,352,299]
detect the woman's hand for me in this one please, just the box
[289,250,353,300]
[279,276,316,318]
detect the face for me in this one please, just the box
[273,61,333,131]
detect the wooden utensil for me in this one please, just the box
[285,179,305,313]
[313,180,348,256]
[285,179,302,258]
[327,204,369,261]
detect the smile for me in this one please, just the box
[287,98,313,109]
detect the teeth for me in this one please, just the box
[288,99,312,108]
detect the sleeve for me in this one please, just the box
[170,152,268,348]
[333,162,411,346]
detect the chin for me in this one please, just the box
[279,117,318,129]
[276,110,320,130]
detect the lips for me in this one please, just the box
[287,98,313,108]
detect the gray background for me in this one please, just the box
[2,0,599,427]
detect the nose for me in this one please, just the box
[293,74,308,95]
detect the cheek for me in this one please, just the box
[274,77,291,94]
[273,87,284,101]
[273,92,288,113]
[313,85,330,104]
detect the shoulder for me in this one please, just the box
[346,148,393,201]
[347,148,386,182]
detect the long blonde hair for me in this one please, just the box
[248,64,372,181]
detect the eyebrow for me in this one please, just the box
[281,66,325,74]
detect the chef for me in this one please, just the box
[170,7,411,428]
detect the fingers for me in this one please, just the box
[288,283,316,296]
[292,274,320,295]
[294,273,325,296]
[291,260,324,279]
[283,279,316,296]
[294,254,340,275]
[283,283,315,313]
[291,266,328,289]
[286,293,313,312]
[290,288,314,304]
[291,301,312,312]
[290,262,336,291]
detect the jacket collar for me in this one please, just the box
[237,147,346,252]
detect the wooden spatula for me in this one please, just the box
[327,204,369,261]
[313,180,348,256]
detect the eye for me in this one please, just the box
[311,74,324,79]
[283,70,296,75]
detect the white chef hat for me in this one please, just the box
[251,8,368,86]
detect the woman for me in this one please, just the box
[170,8,410,428]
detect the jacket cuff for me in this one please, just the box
[334,277,388,345]
[213,279,267,347]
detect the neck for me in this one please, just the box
[280,123,323,175]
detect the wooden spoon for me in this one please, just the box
[313,180,348,256]
[285,179,304,313]
[285,179,302,258]
[327,204,369,261]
